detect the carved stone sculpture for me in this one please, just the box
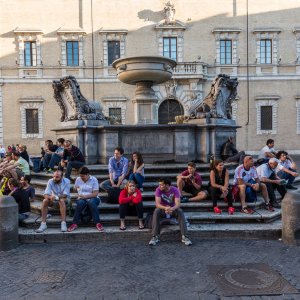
[189,74,238,119]
[53,76,107,122]
[164,1,176,24]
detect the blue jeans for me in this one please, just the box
[64,161,85,179]
[48,153,62,169]
[277,168,296,185]
[43,153,52,169]
[129,173,145,189]
[73,197,100,224]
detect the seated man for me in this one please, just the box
[8,178,30,222]
[0,153,18,179]
[41,140,58,171]
[276,151,298,189]
[233,156,274,213]
[18,144,30,163]
[4,152,30,178]
[46,138,65,173]
[220,136,245,164]
[36,170,70,233]
[176,162,207,202]
[68,167,104,232]
[256,158,287,208]
[149,178,192,246]
[60,140,85,180]
[258,139,276,162]
[100,146,128,191]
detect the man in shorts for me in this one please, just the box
[36,170,70,233]
[176,162,207,202]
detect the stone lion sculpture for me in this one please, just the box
[53,76,107,122]
[189,74,238,119]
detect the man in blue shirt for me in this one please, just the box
[100,147,128,191]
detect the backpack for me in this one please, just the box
[106,187,121,204]
[81,206,92,224]
[144,212,153,229]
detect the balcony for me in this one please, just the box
[172,62,208,79]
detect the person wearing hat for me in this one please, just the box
[256,157,287,208]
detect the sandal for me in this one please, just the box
[241,207,254,214]
[119,226,126,231]
[139,225,145,230]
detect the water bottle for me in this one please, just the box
[68,202,74,217]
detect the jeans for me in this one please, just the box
[151,207,188,236]
[19,213,29,222]
[119,202,143,219]
[129,173,144,189]
[277,169,296,185]
[64,161,85,179]
[43,153,52,169]
[48,153,62,169]
[73,197,100,224]
[209,186,233,207]
[100,178,126,191]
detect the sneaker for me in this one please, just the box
[36,222,47,233]
[96,223,104,232]
[271,201,281,209]
[180,196,189,203]
[228,207,235,215]
[181,235,192,246]
[67,223,78,232]
[47,168,54,174]
[149,235,159,246]
[61,221,67,232]
[286,184,297,190]
[241,207,254,214]
[265,203,275,212]
[213,206,222,214]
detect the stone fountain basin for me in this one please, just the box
[112,56,176,85]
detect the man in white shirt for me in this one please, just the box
[67,167,104,232]
[36,170,70,233]
[258,139,276,161]
[256,158,287,208]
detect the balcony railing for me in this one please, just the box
[173,62,208,79]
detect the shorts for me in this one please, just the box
[183,184,201,196]
[50,197,68,208]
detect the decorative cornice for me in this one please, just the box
[57,28,86,35]
[99,30,128,34]
[255,95,280,100]
[212,28,241,33]
[18,96,45,103]
[155,20,186,30]
[102,97,128,102]
[14,27,43,34]
[252,28,282,33]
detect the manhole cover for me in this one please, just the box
[35,270,67,284]
[208,263,298,296]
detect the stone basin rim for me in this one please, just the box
[112,55,177,68]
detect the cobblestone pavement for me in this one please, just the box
[0,238,300,300]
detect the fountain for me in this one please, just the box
[52,59,240,164]
[112,56,176,124]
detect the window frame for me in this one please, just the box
[107,41,121,66]
[163,37,177,61]
[219,39,232,65]
[260,105,273,131]
[24,41,37,67]
[25,108,39,134]
[66,41,79,67]
[260,39,272,64]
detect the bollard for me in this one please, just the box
[282,191,300,246]
[0,196,18,251]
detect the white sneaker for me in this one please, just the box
[61,221,67,232]
[181,235,192,246]
[149,235,159,246]
[36,222,47,233]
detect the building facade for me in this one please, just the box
[0,0,300,154]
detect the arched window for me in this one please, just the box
[158,99,184,124]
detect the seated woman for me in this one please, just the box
[276,151,298,189]
[128,152,145,191]
[209,159,235,214]
[8,178,30,222]
[20,175,35,202]
[118,180,144,230]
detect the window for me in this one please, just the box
[109,107,122,124]
[24,42,37,66]
[66,41,79,66]
[108,41,120,65]
[260,106,273,130]
[220,40,232,64]
[260,39,272,64]
[25,109,39,134]
[163,37,177,60]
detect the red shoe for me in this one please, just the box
[228,207,235,215]
[213,207,222,214]
[241,207,254,214]
[96,223,104,232]
[67,223,78,232]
